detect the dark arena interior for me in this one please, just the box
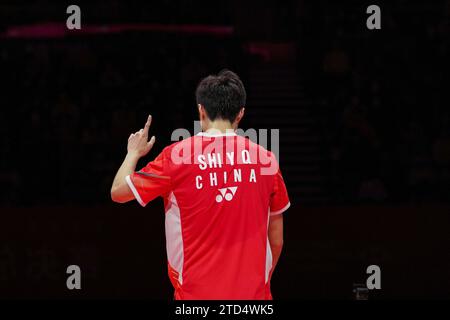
[1,0,450,305]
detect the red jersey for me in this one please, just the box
[126,131,290,300]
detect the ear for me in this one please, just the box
[198,104,206,120]
[234,107,245,124]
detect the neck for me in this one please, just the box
[204,119,236,133]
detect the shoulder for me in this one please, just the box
[234,135,279,175]
[164,135,198,151]
[236,134,276,158]
[158,135,199,162]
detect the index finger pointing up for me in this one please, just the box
[143,115,152,136]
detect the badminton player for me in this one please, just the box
[111,70,290,300]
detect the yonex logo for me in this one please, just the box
[216,187,238,203]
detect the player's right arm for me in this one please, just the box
[111,115,156,203]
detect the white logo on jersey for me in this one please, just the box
[215,186,238,203]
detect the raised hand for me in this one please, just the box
[127,115,156,158]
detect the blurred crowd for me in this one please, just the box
[1,1,449,206]
[0,34,245,205]
[294,0,450,203]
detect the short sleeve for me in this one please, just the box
[125,148,172,206]
[270,168,290,216]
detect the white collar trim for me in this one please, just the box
[197,131,237,137]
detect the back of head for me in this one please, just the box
[195,69,247,123]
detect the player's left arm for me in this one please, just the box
[111,115,156,203]
[268,213,284,270]
[268,159,290,274]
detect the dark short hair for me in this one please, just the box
[195,69,246,123]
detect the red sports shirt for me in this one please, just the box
[126,131,290,300]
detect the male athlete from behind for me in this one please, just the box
[111,70,290,300]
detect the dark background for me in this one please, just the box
[1,0,449,299]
